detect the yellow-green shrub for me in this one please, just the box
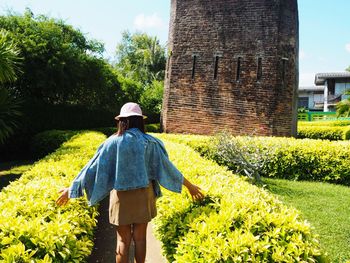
[299,120,350,127]
[153,136,325,262]
[30,130,80,159]
[0,131,106,262]
[157,133,350,186]
[298,126,350,140]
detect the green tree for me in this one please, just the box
[336,90,350,117]
[115,31,166,118]
[0,30,21,83]
[140,80,164,115]
[346,66,350,72]
[0,30,22,143]
[0,10,121,111]
[115,31,166,85]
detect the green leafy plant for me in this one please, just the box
[336,89,350,117]
[0,88,22,144]
[0,131,105,261]
[153,136,325,262]
[158,133,350,186]
[298,120,350,127]
[214,131,279,184]
[30,130,80,159]
[297,125,350,140]
[0,30,22,84]
[0,30,23,144]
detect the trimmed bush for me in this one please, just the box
[153,136,324,262]
[145,123,160,133]
[30,130,80,159]
[0,131,105,262]
[298,125,350,140]
[93,124,159,137]
[298,120,350,127]
[0,100,115,161]
[157,133,350,186]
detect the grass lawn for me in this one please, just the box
[263,178,350,263]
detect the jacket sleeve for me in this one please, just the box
[68,143,104,199]
[68,137,117,203]
[150,139,184,193]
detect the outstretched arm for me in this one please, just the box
[183,177,205,201]
[56,188,69,206]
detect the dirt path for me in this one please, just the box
[87,196,166,263]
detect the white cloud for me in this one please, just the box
[345,43,350,53]
[299,72,316,87]
[133,13,165,30]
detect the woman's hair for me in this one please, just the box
[116,115,145,136]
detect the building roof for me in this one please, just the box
[298,86,324,92]
[315,72,350,85]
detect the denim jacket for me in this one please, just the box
[68,128,184,206]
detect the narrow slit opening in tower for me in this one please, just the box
[257,57,262,81]
[282,58,288,85]
[214,56,219,80]
[191,55,197,79]
[236,57,242,81]
[166,51,172,78]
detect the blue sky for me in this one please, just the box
[1,0,349,87]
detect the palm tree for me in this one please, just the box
[0,30,21,83]
[0,30,22,144]
[336,90,350,118]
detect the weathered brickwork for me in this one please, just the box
[162,0,299,136]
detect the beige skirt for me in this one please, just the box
[109,182,157,226]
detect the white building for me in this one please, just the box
[315,72,350,112]
[298,86,324,110]
[298,72,350,112]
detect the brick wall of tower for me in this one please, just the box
[162,0,299,136]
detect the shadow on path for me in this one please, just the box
[88,196,117,263]
[87,196,136,263]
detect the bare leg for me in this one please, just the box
[132,223,148,263]
[116,224,132,263]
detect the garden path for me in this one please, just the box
[88,196,166,263]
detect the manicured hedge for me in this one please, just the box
[298,125,350,140]
[158,133,350,186]
[28,125,159,160]
[0,131,105,262]
[94,123,160,137]
[30,130,80,159]
[299,120,350,127]
[153,135,324,262]
[0,100,115,161]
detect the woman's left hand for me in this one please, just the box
[56,188,70,206]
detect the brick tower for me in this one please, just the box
[162,0,299,136]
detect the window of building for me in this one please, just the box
[298,97,309,109]
[281,58,288,84]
